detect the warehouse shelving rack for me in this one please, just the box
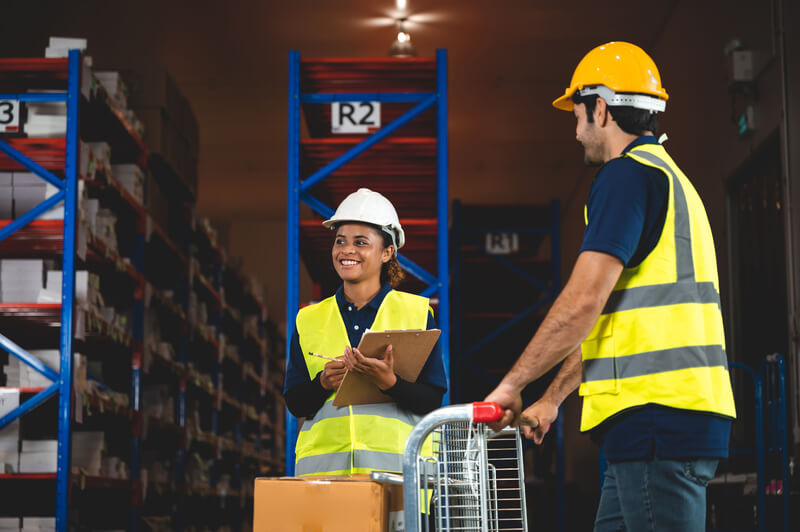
[0,50,85,532]
[710,354,791,532]
[0,50,282,532]
[286,50,449,475]
[451,199,565,531]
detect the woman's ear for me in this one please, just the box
[382,245,394,263]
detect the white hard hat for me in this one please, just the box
[322,188,405,251]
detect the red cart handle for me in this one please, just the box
[472,401,504,423]
[472,401,541,428]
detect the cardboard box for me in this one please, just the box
[253,476,404,532]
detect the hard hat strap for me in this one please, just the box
[578,85,666,113]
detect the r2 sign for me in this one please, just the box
[0,100,21,133]
[331,101,381,134]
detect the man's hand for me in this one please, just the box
[520,399,559,444]
[319,357,346,391]
[484,383,522,432]
[343,345,397,391]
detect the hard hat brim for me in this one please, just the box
[552,92,573,111]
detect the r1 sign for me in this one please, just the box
[485,232,520,255]
[331,101,380,134]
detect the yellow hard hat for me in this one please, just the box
[552,41,669,112]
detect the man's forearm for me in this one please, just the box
[541,347,582,406]
[500,251,622,392]
[501,283,599,390]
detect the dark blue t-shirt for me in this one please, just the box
[283,283,447,394]
[581,136,731,461]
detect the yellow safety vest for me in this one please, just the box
[579,143,736,432]
[294,289,431,476]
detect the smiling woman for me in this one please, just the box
[282,188,446,479]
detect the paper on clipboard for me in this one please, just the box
[332,328,441,407]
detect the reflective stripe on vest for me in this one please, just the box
[579,143,736,431]
[294,290,431,476]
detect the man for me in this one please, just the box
[485,41,736,531]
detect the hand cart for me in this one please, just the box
[372,402,530,532]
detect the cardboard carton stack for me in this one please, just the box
[110,164,145,206]
[127,67,198,198]
[2,349,86,390]
[94,72,129,111]
[18,431,109,476]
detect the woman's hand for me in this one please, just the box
[343,345,397,391]
[319,357,346,391]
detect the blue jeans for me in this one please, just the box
[594,458,719,532]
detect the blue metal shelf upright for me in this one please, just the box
[0,50,81,532]
[286,50,449,475]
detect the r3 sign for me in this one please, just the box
[0,100,21,133]
[331,101,381,134]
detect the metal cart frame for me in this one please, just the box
[401,402,529,532]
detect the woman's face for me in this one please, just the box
[331,223,392,285]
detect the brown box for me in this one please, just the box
[253,475,404,532]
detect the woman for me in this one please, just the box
[283,188,447,477]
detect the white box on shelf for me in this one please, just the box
[0,389,20,472]
[21,516,55,531]
[11,173,44,186]
[0,517,20,530]
[0,172,11,186]
[48,37,87,49]
[18,453,57,473]
[0,188,13,219]
[0,259,43,273]
[43,271,89,306]
[12,185,61,220]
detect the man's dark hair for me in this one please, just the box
[572,92,659,136]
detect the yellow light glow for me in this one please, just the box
[397,31,411,43]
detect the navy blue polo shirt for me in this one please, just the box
[582,136,731,461]
[283,283,447,394]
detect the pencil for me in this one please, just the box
[308,351,338,361]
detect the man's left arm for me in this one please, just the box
[486,250,624,429]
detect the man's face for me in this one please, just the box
[574,102,604,167]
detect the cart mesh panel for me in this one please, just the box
[424,423,526,532]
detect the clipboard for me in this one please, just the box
[332,328,441,407]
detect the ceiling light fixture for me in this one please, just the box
[389,18,416,57]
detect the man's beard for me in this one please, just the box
[584,153,602,167]
[583,146,603,167]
